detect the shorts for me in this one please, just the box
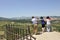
[32,24,38,29]
[42,24,45,28]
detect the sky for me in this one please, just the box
[0,0,60,18]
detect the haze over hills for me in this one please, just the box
[0,16,60,20]
[10,16,32,20]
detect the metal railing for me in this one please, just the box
[5,24,36,40]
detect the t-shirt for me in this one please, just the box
[31,18,38,24]
[46,19,51,25]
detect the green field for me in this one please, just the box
[0,20,60,33]
[0,20,60,32]
[0,20,60,40]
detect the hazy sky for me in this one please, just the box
[0,0,60,18]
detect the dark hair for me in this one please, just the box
[32,16,34,18]
[46,16,50,19]
[40,17,43,19]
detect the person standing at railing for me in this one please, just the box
[31,16,38,35]
[40,17,46,33]
[45,16,52,32]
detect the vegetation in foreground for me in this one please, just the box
[0,20,60,32]
[0,20,60,40]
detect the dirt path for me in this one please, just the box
[33,32,60,40]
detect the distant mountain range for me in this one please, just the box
[0,16,60,20]
[10,16,31,20]
[0,17,10,20]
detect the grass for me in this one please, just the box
[0,31,4,35]
[0,20,60,40]
[0,20,60,35]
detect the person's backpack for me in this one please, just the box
[44,21,46,24]
[41,19,46,24]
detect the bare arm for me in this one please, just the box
[50,18,57,20]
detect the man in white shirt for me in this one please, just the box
[31,16,38,34]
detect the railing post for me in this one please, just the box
[5,24,36,40]
[22,29,24,40]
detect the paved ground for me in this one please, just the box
[33,32,60,40]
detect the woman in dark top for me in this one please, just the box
[40,17,46,33]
